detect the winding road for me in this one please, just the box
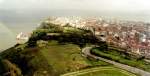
[82,46,150,76]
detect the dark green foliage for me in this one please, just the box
[38,22,63,33]
[0,57,5,75]
[28,31,46,47]
[2,59,22,76]
[96,41,108,51]
[56,32,98,48]
[0,46,55,76]
[39,22,58,29]
[0,47,32,75]
[27,23,64,47]
[29,22,101,48]
[137,56,145,61]
[91,47,150,72]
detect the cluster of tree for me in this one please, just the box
[28,31,99,48]
[92,46,145,61]
[27,31,47,47]
[27,22,108,49]
[27,22,64,47]
[2,59,22,76]
[56,32,97,48]
[38,22,59,29]
[0,57,5,75]
[0,46,36,76]
[38,22,63,33]
[0,55,23,76]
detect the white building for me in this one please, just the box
[16,32,29,44]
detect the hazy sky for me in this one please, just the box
[0,0,150,12]
[1,0,150,51]
[0,0,150,22]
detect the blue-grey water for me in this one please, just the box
[0,9,150,51]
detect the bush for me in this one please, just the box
[91,48,150,72]
[2,59,22,76]
[27,31,47,47]
[37,40,48,47]
[0,57,5,75]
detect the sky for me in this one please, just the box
[0,0,150,12]
[0,0,150,51]
[0,0,150,23]
[0,0,150,21]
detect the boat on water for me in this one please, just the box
[16,32,30,44]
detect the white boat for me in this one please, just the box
[16,32,29,44]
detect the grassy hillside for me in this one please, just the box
[0,40,111,76]
[39,41,90,75]
[0,22,96,76]
[0,41,89,76]
[0,22,137,76]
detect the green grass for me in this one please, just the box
[61,67,136,76]
[39,40,90,75]
[0,40,138,76]
[84,57,112,67]
[91,48,150,72]
[0,41,90,76]
[63,27,84,33]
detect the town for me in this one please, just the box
[44,16,150,58]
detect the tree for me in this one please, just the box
[2,59,22,76]
[97,41,108,51]
[0,57,5,75]
[27,31,47,47]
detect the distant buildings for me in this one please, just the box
[46,16,150,58]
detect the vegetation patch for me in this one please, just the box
[91,47,150,72]
[0,41,93,76]
[39,41,90,75]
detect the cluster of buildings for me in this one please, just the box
[47,16,150,58]
[101,21,150,58]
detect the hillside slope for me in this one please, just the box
[0,22,97,76]
[0,21,134,76]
